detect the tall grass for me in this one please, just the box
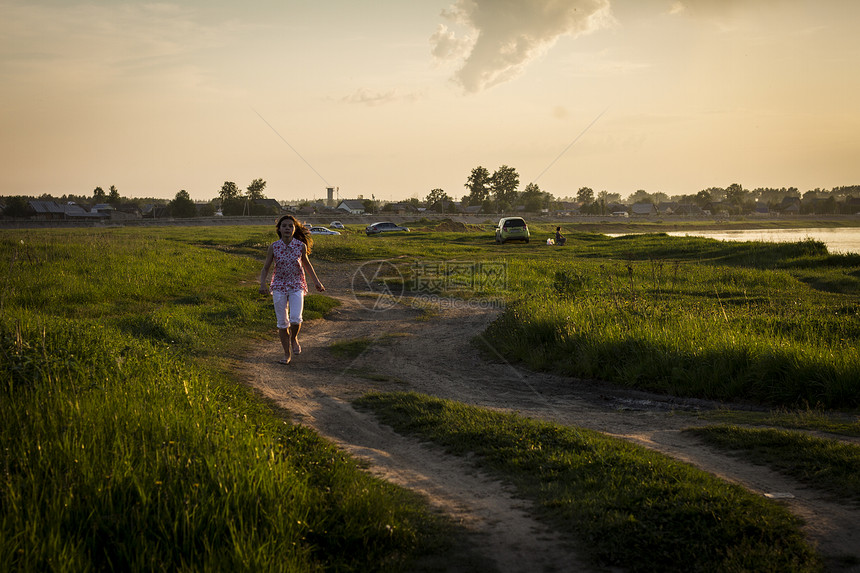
[1,229,445,571]
[481,241,860,408]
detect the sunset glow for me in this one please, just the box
[2,0,858,202]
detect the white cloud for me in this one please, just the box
[432,0,615,93]
[342,87,419,106]
[429,24,472,62]
[669,2,686,15]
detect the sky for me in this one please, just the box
[2,0,859,203]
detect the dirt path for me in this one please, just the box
[239,261,860,572]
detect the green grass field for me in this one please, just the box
[3,222,859,571]
[0,228,450,571]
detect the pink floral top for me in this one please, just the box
[270,239,308,293]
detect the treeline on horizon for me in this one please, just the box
[2,165,860,218]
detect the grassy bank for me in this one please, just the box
[0,228,448,571]
[356,392,821,573]
[480,235,860,408]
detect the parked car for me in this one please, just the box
[365,222,410,235]
[330,221,344,229]
[309,226,341,235]
[495,217,530,244]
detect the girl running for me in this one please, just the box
[259,215,325,364]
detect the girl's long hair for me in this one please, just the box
[275,214,314,254]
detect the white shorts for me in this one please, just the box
[272,290,305,329]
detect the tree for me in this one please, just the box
[491,165,519,209]
[108,185,120,203]
[246,179,272,215]
[426,188,449,210]
[576,187,594,205]
[93,187,105,201]
[197,201,216,217]
[821,196,838,214]
[219,181,244,215]
[703,186,726,202]
[169,189,197,218]
[695,189,712,208]
[598,191,622,204]
[465,166,492,204]
[725,183,746,204]
[628,189,652,204]
[220,181,241,202]
[521,182,545,212]
[247,178,267,200]
[724,183,752,213]
[590,190,611,215]
[652,192,669,204]
[2,196,33,218]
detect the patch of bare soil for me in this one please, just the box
[239,261,860,572]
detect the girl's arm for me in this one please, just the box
[301,251,325,291]
[258,244,274,294]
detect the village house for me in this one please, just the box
[28,200,104,220]
[336,199,366,215]
[385,202,418,215]
[630,202,658,217]
[657,202,678,215]
[254,198,284,214]
[673,203,704,216]
[779,198,801,215]
[753,202,771,216]
[28,200,65,221]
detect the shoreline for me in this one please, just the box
[552,216,860,235]
[2,213,860,232]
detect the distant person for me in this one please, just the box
[555,227,567,246]
[259,215,325,364]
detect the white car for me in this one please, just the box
[309,226,341,235]
[329,221,345,229]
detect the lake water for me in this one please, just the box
[663,228,860,255]
[610,228,860,255]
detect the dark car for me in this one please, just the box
[365,222,410,235]
[495,217,530,244]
